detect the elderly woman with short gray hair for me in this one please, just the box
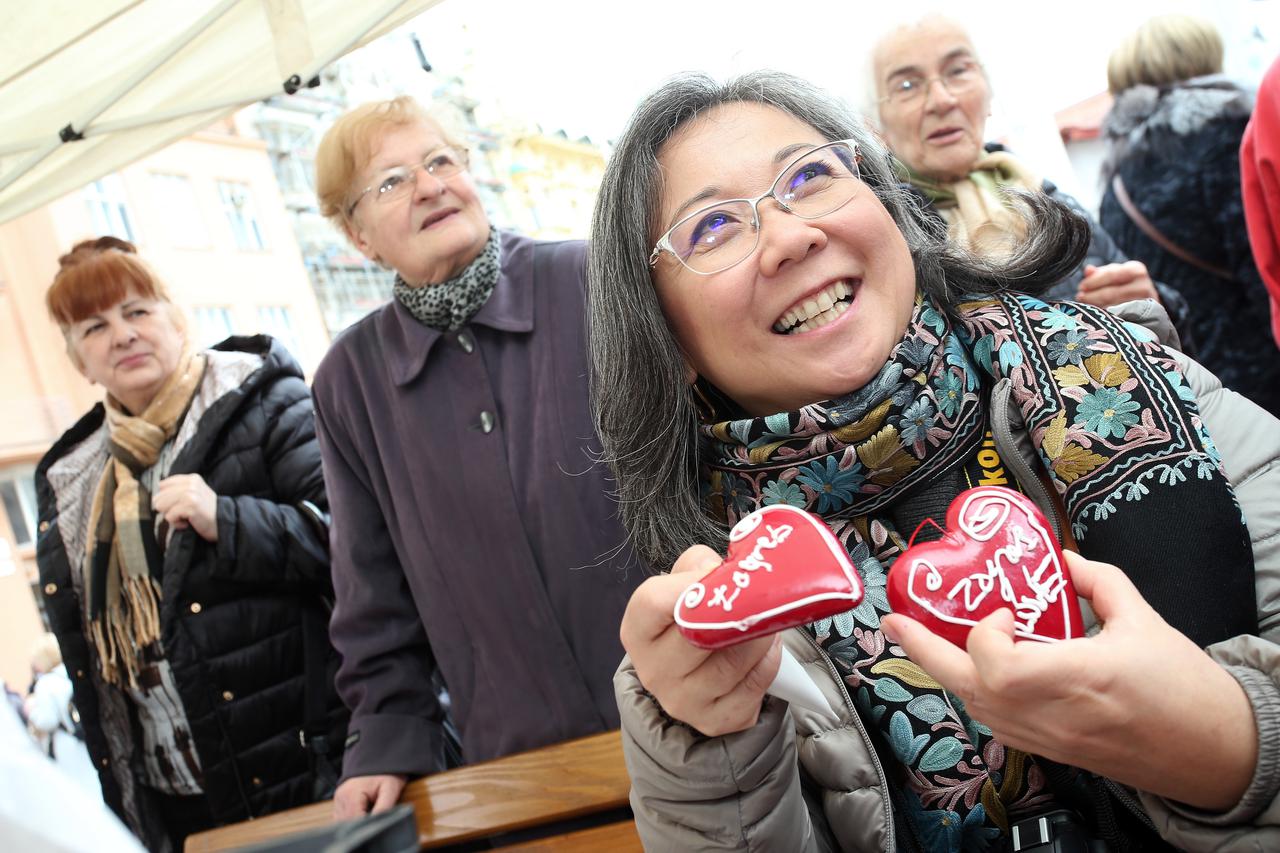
[589,70,1280,852]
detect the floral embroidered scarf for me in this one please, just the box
[702,291,1255,850]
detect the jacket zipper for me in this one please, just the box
[799,630,902,853]
[989,379,1067,542]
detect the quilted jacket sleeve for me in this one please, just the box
[1135,348,1280,850]
[212,375,332,590]
[615,655,833,852]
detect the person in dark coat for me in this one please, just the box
[1100,13,1280,417]
[34,237,347,852]
[311,97,640,819]
[870,15,1191,335]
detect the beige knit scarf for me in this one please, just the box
[902,150,1041,257]
[82,347,206,686]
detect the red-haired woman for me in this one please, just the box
[33,237,347,851]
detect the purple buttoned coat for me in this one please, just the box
[312,232,640,779]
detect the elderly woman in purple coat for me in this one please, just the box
[312,97,639,818]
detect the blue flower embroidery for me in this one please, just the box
[1039,307,1080,332]
[795,456,865,513]
[1075,387,1141,439]
[1047,329,1095,366]
[933,371,965,418]
[898,397,937,444]
[761,479,806,508]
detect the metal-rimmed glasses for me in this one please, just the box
[878,58,984,106]
[649,140,862,276]
[347,145,471,216]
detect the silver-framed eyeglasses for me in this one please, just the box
[347,146,470,215]
[879,58,983,106]
[649,140,862,276]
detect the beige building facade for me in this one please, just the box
[0,123,329,689]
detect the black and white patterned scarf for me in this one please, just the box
[394,228,502,331]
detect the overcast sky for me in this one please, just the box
[404,0,1280,145]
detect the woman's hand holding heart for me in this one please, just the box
[882,551,1257,811]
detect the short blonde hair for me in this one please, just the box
[314,96,463,228]
[1108,14,1224,94]
[30,633,62,674]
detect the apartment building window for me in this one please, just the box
[257,305,302,362]
[192,306,235,348]
[217,181,267,250]
[151,173,208,247]
[83,174,135,241]
[0,464,38,548]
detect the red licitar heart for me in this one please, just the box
[675,504,864,650]
[887,486,1085,647]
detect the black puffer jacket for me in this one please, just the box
[34,336,347,851]
[1099,75,1280,416]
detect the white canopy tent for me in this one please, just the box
[0,0,443,225]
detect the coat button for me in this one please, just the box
[75,670,85,679]
[252,777,263,787]
[189,602,202,614]
[457,331,475,353]
[479,410,495,434]
[38,521,50,533]
[44,583,57,595]
[100,757,110,768]
[222,690,234,702]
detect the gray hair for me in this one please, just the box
[587,70,1088,572]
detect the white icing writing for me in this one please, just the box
[938,523,1066,633]
[706,524,793,613]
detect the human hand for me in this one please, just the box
[152,474,219,542]
[620,545,783,737]
[333,774,407,820]
[881,551,1256,811]
[1075,261,1161,307]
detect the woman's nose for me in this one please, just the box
[754,204,826,278]
[109,319,138,346]
[924,78,959,112]
[412,165,447,201]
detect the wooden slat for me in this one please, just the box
[185,730,631,852]
[494,820,642,852]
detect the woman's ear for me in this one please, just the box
[343,219,382,266]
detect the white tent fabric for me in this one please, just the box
[0,0,443,224]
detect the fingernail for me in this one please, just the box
[881,618,900,643]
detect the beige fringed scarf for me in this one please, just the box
[901,150,1041,257]
[82,347,206,686]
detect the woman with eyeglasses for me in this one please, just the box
[34,238,347,850]
[871,16,1191,333]
[590,70,1280,852]
[311,97,639,818]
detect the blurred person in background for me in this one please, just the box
[1100,14,1280,417]
[871,16,1191,333]
[311,96,639,819]
[25,631,98,795]
[34,237,347,852]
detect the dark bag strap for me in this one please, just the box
[1110,174,1234,280]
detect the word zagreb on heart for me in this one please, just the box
[906,490,1074,642]
[687,521,794,613]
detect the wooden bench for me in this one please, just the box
[185,730,640,852]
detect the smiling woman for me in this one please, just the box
[589,70,1280,853]
[35,237,347,850]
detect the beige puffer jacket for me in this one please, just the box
[615,302,1280,852]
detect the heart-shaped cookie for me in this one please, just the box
[675,504,864,650]
[887,486,1084,647]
